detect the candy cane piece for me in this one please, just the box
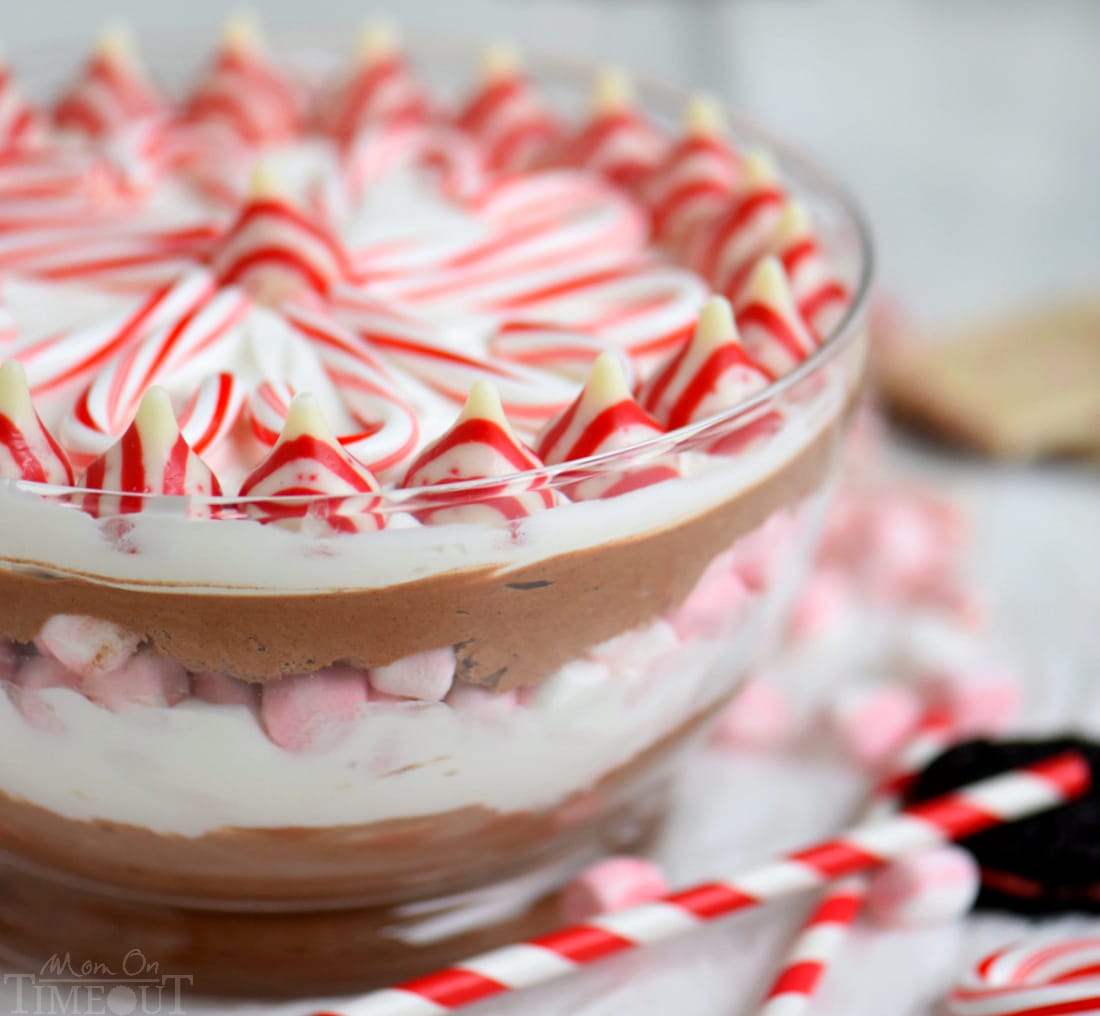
[949,938,1100,1016]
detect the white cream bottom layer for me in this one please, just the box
[0,614,769,837]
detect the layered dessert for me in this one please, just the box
[0,20,868,997]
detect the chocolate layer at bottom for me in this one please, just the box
[0,700,722,998]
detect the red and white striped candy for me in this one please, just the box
[0,61,41,151]
[53,28,164,137]
[647,94,740,252]
[62,282,251,460]
[342,751,1089,1016]
[333,289,577,424]
[536,352,674,500]
[337,123,485,209]
[80,386,223,517]
[949,938,1100,1016]
[688,152,788,296]
[637,295,773,430]
[14,268,217,399]
[454,45,562,173]
[281,302,420,476]
[182,15,303,147]
[177,371,247,456]
[735,256,819,376]
[0,359,75,485]
[403,379,554,525]
[323,25,429,143]
[767,200,850,341]
[210,169,352,304]
[238,392,383,533]
[557,67,667,190]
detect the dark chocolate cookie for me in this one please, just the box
[903,737,1100,915]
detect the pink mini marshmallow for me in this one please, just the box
[10,656,82,732]
[923,666,1021,737]
[83,653,189,711]
[260,666,369,753]
[192,671,259,707]
[788,567,853,640]
[560,856,669,923]
[669,569,753,642]
[865,845,980,929]
[827,682,923,769]
[36,614,140,678]
[710,676,794,751]
[368,647,455,703]
[445,683,519,721]
[589,619,679,676]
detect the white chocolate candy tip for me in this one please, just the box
[458,378,509,426]
[743,255,790,306]
[355,20,400,63]
[248,162,282,199]
[133,386,181,448]
[683,92,725,137]
[220,10,264,54]
[587,351,632,403]
[94,21,139,65]
[0,359,32,411]
[694,295,737,349]
[742,149,779,184]
[481,41,521,81]
[281,392,337,443]
[592,65,633,113]
[775,198,812,241]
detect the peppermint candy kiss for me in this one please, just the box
[81,386,222,517]
[211,167,352,305]
[183,13,303,147]
[735,256,819,375]
[455,44,561,173]
[403,379,554,525]
[238,392,383,533]
[560,67,667,189]
[0,360,75,485]
[689,151,788,296]
[53,26,164,137]
[0,59,40,151]
[638,295,773,430]
[648,94,740,252]
[325,23,430,143]
[769,200,850,340]
[537,352,675,500]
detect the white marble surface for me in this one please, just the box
[1,2,1098,1012]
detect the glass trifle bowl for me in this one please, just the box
[0,24,870,998]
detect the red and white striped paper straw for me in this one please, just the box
[317,750,1089,1016]
[754,709,957,1016]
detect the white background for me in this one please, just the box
[2,2,1099,1013]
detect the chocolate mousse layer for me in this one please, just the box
[0,416,845,687]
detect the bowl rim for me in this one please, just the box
[2,29,874,508]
